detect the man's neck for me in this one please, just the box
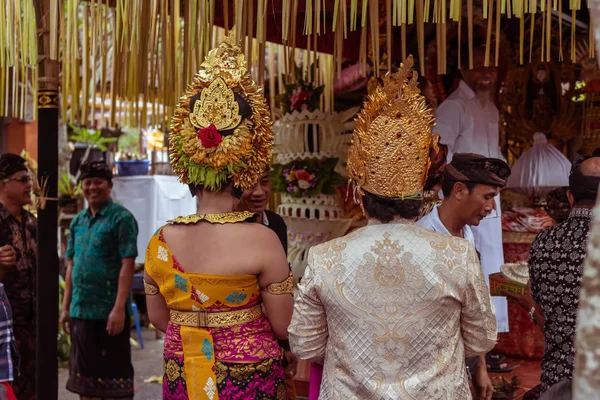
[89,200,109,217]
[0,198,22,220]
[437,201,466,238]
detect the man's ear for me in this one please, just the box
[566,189,575,208]
[452,181,467,200]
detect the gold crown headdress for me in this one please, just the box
[169,32,273,191]
[347,56,438,199]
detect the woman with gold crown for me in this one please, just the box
[143,33,293,399]
[288,56,498,399]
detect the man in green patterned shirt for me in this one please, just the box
[60,161,138,400]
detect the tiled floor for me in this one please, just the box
[293,357,542,399]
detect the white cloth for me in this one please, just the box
[111,176,197,263]
[416,204,476,244]
[506,132,571,198]
[435,80,508,332]
[434,80,504,161]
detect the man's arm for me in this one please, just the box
[461,243,498,357]
[106,212,139,336]
[60,219,77,333]
[434,100,462,159]
[60,258,74,333]
[106,257,135,336]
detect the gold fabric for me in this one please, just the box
[266,270,294,295]
[144,280,159,295]
[169,305,263,328]
[288,221,498,399]
[347,56,439,199]
[168,211,256,225]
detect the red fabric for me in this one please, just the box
[493,242,544,360]
[0,382,17,400]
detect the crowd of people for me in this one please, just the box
[0,34,597,400]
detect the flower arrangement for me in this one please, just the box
[283,164,319,196]
[275,65,325,114]
[271,158,346,198]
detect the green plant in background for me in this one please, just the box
[58,173,82,199]
[68,124,117,180]
[58,275,70,366]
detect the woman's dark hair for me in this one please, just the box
[362,191,422,222]
[188,180,243,199]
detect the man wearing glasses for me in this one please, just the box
[0,153,37,400]
[417,153,511,400]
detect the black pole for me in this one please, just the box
[36,90,59,399]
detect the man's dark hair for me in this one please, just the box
[362,191,421,222]
[592,148,600,157]
[440,179,478,197]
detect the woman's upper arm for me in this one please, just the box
[258,229,294,339]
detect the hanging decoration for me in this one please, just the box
[2,0,595,125]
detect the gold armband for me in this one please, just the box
[144,280,159,295]
[266,268,294,295]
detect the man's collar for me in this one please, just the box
[569,207,594,219]
[0,203,11,223]
[458,80,476,100]
[262,210,270,226]
[86,199,113,217]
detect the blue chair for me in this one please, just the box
[131,302,144,349]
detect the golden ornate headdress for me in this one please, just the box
[169,32,273,191]
[347,55,438,199]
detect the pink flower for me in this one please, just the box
[290,90,310,111]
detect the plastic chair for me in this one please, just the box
[131,303,144,349]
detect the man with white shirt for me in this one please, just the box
[435,45,509,332]
[417,153,511,400]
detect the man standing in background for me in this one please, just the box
[0,154,37,400]
[435,45,509,332]
[60,161,139,400]
[236,169,297,400]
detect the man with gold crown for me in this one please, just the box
[288,56,498,399]
[143,33,294,399]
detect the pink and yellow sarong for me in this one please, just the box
[146,229,286,400]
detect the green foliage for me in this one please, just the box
[68,124,116,152]
[58,275,70,366]
[58,173,82,198]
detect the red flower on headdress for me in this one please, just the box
[197,124,222,148]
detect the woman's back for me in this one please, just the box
[145,217,292,399]
[162,219,277,277]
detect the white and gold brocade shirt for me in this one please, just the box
[289,220,498,399]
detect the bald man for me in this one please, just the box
[527,157,600,396]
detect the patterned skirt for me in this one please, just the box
[66,318,134,398]
[163,324,286,399]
